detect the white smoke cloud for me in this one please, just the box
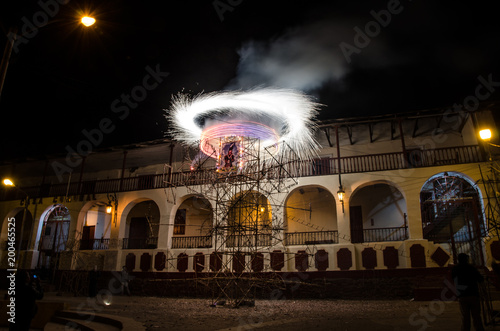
[226,18,393,93]
[226,20,353,92]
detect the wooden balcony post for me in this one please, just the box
[77,156,86,196]
[168,143,175,184]
[398,119,407,167]
[336,125,341,175]
[120,151,128,191]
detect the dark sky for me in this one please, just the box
[1,0,500,162]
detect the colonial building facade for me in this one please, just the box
[1,107,498,278]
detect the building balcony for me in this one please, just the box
[361,226,408,243]
[0,145,484,202]
[122,237,158,249]
[79,238,110,250]
[226,234,273,247]
[284,231,339,245]
[171,235,212,249]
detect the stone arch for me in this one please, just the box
[118,194,166,239]
[172,194,213,236]
[77,200,113,250]
[120,198,161,249]
[284,185,337,245]
[351,179,407,202]
[228,190,272,233]
[37,204,71,269]
[349,181,407,243]
[420,171,486,265]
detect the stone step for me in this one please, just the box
[50,311,122,331]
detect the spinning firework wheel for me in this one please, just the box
[166,88,320,306]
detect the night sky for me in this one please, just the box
[1,0,500,162]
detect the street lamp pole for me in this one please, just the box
[0,27,17,101]
[0,16,96,102]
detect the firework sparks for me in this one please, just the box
[166,88,321,160]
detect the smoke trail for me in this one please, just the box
[225,19,391,93]
[226,20,351,92]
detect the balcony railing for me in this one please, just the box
[226,234,272,247]
[171,236,212,249]
[362,226,408,242]
[284,231,339,245]
[122,237,158,249]
[0,145,484,201]
[79,238,110,250]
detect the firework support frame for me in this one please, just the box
[181,138,301,307]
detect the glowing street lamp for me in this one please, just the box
[479,129,492,141]
[479,128,493,161]
[2,177,29,203]
[3,178,14,186]
[81,16,96,27]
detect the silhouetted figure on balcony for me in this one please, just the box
[451,253,484,331]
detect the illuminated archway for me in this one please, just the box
[420,172,486,264]
[37,204,71,269]
[123,200,160,249]
[349,182,407,243]
[285,185,337,245]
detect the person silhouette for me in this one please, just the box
[120,266,131,296]
[10,271,43,331]
[451,253,484,331]
[88,265,100,298]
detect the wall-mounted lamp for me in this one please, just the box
[106,193,118,227]
[337,185,345,213]
[106,193,117,214]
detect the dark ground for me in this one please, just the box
[41,293,500,331]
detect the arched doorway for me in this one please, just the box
[227,191,272,247]
[80,203,112,250]
[37,204,71,272]
[285,186,337,245]
[349,182,407,243]
[172,195,213,248]
[123,200,160,249]
[420,172,486,265]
